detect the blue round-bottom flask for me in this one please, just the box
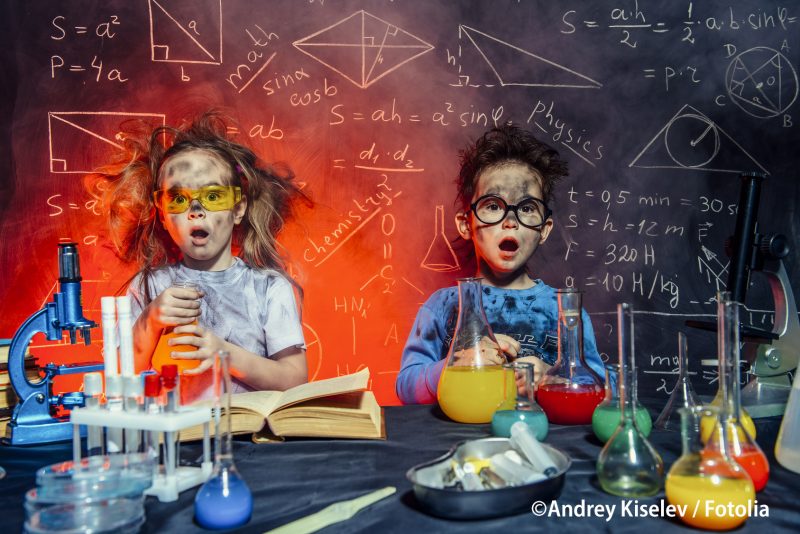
[194,469,253,530]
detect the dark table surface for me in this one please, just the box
[1,403,798,533]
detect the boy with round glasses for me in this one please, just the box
[396,124,604,404]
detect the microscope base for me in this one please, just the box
[4,419,84,446]
[741,376,791,418]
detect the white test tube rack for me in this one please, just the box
[70,406,213,502]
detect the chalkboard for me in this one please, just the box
[1,0,798,405]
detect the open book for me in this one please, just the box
[182,368,384,441]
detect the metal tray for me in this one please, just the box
[406,437,571,519]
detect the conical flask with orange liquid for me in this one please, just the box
[152,281,204,374]
[536,288,604,424]
[437,278,510,423]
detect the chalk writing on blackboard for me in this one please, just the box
[725,47,798,119]
[457,25,602,89]
[48,111,166,173]
[421,206,460,273]
[628,104,769,174]
[148,0,222,64]
[293,10,434,89]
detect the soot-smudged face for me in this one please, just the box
[157,149,246,271]
[456,162,552,288]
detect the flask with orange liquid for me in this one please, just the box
[702,292,769,491]
[151,281,203,374]
[536,288,604,424]
[666,406,755,531]
[437,278,509,423]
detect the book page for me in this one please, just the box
[273,367,370,412]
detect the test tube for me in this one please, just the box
[510,421,558,477]
[161,365,179,476]
[116,296,135,377]
[105,374,124,454]
[123,375,143,453]
[83,372,104,457]
[100,296,119,376]
[143,372,162,461]
[489,452,545,485]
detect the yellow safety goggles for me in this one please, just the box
[153,186,242,214]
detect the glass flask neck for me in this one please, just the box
[214,350,235,464]
[557,288,583,371]
[617,303,638,421]
[717,292,743,421]
[445,278,502,367]
[679,406,709,456]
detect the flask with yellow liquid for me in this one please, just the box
[151,281,203,374]
[437,278,509,423]
[666,406,755,531]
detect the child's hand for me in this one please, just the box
[494,334,521,359]
[147,285,202,329]
[168,323,227,375]
[514,355,552,386]
[453,336,508,366]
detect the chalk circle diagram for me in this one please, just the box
[48,112,166,174]
[293,10,434,89]
[628,104,768,175]
[726,47,798,119]
[458,25,601,89]
[303,322,323,382]
[148,0,222,64]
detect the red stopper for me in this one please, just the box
[144,372,162,397]
[161,364,178,389]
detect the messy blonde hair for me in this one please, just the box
[86,111,307,302]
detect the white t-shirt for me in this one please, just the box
[128,258,305,402]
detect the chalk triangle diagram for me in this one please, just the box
[459,26,601,89]
[148,0,222,64]
[293,10,434,89]
[628,104,769,175]
[48,112,166,174]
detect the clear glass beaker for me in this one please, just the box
[666,406,755,530]
[702,292,769,491]
[536,288,604,424]
[654,331,700,431]
[438,278,509,423]
[152,281,203,374]
[775,366,800,473]
[491,361,548,440]
[194,350,252,529]
[596,303,663,497]
[592,364,652,443]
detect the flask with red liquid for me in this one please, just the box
[536,288,604,424]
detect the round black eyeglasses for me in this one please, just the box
[469,194,552,230]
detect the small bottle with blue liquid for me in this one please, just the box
[491,361,548,441]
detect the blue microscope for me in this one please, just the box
[4,243,104,445]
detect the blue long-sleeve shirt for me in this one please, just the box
[396,281,605,404]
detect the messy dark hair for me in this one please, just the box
[86,110,308,303]
[455,123,568,209]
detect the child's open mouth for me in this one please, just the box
[499,238,519,253]
[191,229,209,244]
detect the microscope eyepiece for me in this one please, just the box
[57,242,81,282]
